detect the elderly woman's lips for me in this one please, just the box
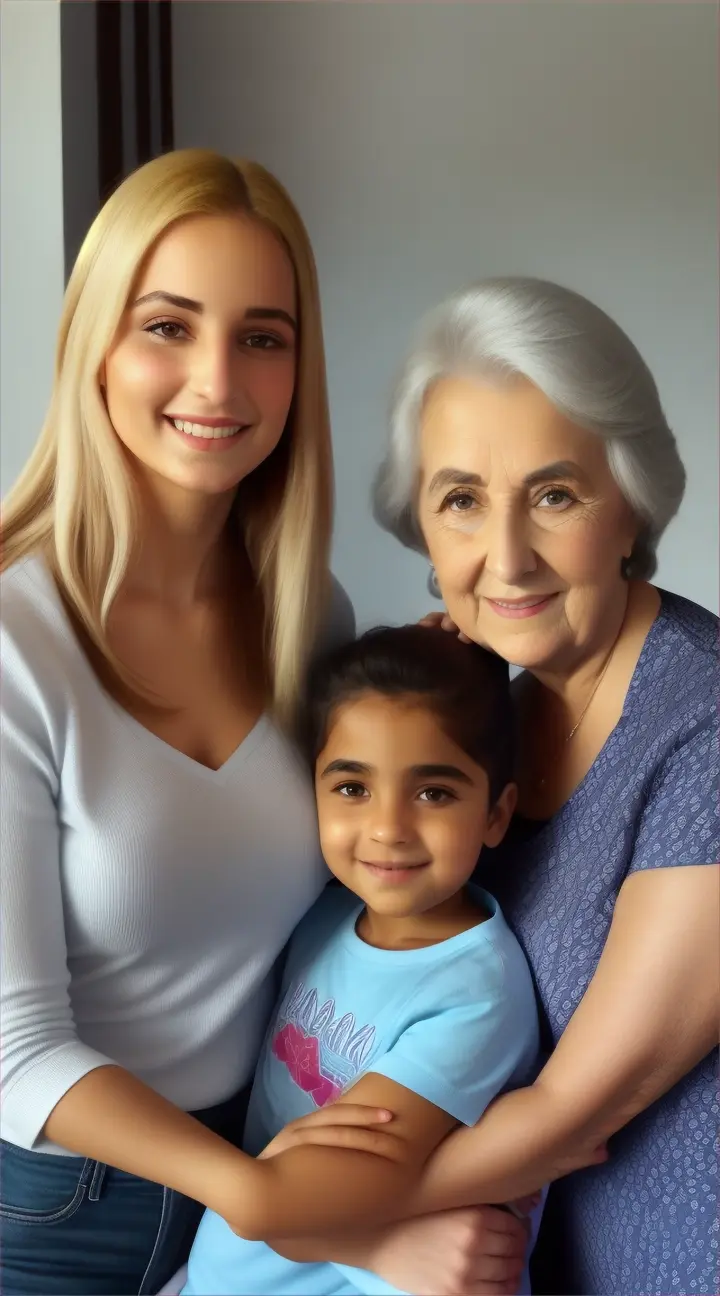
[484,594,558,619]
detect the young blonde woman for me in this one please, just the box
[1,148,360,1295]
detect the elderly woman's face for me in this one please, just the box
[417,376,638,672]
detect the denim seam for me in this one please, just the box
[138,1185,171,1296]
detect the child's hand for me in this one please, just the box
[258,1103,405,1162]
[370,1206,530,1296]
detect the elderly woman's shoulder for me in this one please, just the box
[642,588,717,721]
[654,589,717,667]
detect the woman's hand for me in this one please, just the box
[370,1207,530,1296]
[258,1103,404,1163]
[418,611,473,644]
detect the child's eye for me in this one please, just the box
[335,782,368,799]
[418,787,456,805]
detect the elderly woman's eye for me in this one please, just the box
[537,487,575,509]
[444,492,476,512]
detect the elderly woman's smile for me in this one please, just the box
[417,375,636,672]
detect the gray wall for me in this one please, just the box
[173,0,719,622]
[1,0,65,495]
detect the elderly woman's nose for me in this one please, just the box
[483,506,537,586]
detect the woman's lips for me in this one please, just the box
[484,594,558,620]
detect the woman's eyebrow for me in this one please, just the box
[131,292,297,332]
[522,459,585,486]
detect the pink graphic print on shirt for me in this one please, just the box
[272,982,376,1108]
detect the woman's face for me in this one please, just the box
[103,213,297,499]
[417,376,638,672]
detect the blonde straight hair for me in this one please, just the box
[1,150,333,725]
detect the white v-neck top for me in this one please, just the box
[0,556,354,1154]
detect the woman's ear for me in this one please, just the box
[484,781,517,848]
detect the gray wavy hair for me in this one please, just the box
[373,277,686,580]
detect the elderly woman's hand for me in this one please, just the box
[418,611,473,644]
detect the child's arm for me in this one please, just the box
[215,1072,458,1241]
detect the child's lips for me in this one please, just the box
[359,860,430,882]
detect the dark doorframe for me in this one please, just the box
[96,0,174,203]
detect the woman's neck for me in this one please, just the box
[123,468,240,607]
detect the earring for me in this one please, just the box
[427,566,442,598]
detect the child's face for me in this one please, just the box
[315,692,516,918]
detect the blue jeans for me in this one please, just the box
[0,1089,249,1296]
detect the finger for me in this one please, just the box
[275,1125,407,1161]
[418,613,445,627]
[468,1256,525,1286]
[457,632,473,644]
[468,1226,526,1259]
[467,1281,522,1296]
[475,1208,529,1242]
[284,1105,393,1131]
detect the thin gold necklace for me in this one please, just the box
[565,646,616,743]
[534,619,625,790]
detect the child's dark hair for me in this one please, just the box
[304,625,515,803]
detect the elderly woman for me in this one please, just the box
[367,278,718,1296]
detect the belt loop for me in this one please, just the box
[88,1160,107,1202]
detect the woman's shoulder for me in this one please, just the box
[1,554,80,714]
[637,589,718,719]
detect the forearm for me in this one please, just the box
[412,1080,606,1214]
[270,1229,384,1267]
[43,1065,254,1220]
[256,1145,421,1240]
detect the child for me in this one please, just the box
[173,626,540,1295]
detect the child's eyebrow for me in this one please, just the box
[411,764,475,785]
[320,759,373,778]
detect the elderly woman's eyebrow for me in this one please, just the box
[427,468,483,494]
[522,460,586,487]
[427,461,585,495]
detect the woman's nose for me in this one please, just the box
[483,505,537,586]
[189,337,238,408]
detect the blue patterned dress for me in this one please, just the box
[480,591,719,1296]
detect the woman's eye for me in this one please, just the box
[336,782,367,799]
[243,333,284,350]
[145,319,187,341]
[418,787,455,805]
[444,492,476,513]
[536,487,575,510]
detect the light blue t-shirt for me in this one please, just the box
[182,884,540,1296]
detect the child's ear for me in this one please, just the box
[483,782,517,848]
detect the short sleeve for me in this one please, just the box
[368,990,537,1128]
[629,718,720,872]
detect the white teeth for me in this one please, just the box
[494,598,546,608]
[171,419,243,439]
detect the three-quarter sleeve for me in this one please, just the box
[0,630,113,1148]
[628,718,720,872]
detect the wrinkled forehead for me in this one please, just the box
[418,374,611,490]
